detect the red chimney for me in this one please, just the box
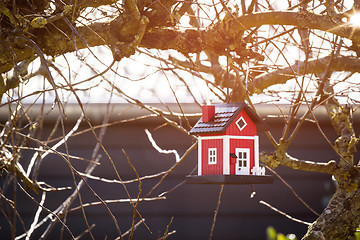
[202,105,215,122]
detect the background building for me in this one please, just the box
[0,103,354,239]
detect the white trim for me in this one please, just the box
[254,135,259,174]
[228,136,256,140]
[198,137,202,175]
[208,148,217,165]
[236,116,247,131]
[198,135,226,140]
[223,136,230,175]
[199,135,256,140]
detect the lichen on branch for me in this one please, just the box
[3,10,360,75]
[260,151,339,174]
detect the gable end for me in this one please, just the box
[236,116,247,131]
[190,102,269,135]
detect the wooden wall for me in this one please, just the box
[0,104,358,239]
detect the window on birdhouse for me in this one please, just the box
[208,148,217,165]
[236,116,247,131]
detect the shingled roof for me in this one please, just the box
[189,102,269,135]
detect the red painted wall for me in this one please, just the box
[229,138,255,175]
[201,138,223,175]
[225,110,257,136]
[199,110,258,175]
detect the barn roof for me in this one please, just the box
[189,102,269,135]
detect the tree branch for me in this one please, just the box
[220,11,360,42]
[2,11,360,75]
[260,152,340,175]
[248,56,360,94]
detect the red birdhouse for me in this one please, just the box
[186,102,273,184]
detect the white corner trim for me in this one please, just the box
[223,136,230,175]
[254,135,259,172]
[198,137,202,175]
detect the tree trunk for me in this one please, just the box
[303,184,360,239]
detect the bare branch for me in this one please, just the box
[68,197,166,213]
[249,56,360,94]
[264,165,320,216]
[260,200,312,226]
[209,185,224,240]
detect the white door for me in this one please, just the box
[235,148,250,175]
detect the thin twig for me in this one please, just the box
[79,170,167,184]
[145,129,180,162]
[260,200,312,226]
[114,219,144,240]
[263,164,320,216]
[13,179,75,239]
[122,149,149,239]
[209,184,224,240]
[74,224,96,240]
[162,216,174,240]
[68,197,166,213]
[28,113,84,179]
[25,191,46,240]
[145,141,197,197]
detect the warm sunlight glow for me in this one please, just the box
[350,13,360,26]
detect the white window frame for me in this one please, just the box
[208,148,217,165]
[236,116,247,131]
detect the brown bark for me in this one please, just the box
[303,181,360,240]
[1,2,360,238]
[248,56,360,94]
[2,11,360,74]
[261,101,360,239]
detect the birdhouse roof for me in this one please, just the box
[189,102,269,135]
